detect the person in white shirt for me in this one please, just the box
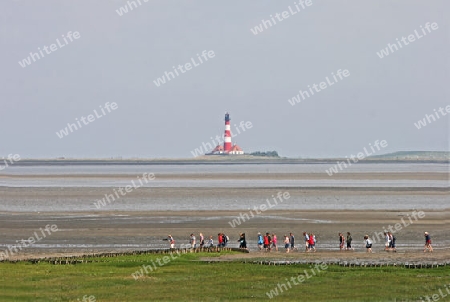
[303,232,309,252]
[364,235,373,253]
[190,233,196,249]
[168,235,175,249]
[384,232,390,251]
[208,236,214,248]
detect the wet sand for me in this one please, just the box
[0,169,448,262]
[0,209,448,261]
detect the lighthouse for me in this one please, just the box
[208,113,244,155]
[224,113,232,152]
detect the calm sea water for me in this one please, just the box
[0,163,448,211]
[1,163,448,188]
[2,162,449,175]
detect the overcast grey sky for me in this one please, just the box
[0,0,448,158]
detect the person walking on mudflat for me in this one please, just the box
[424,232,433,252]
[199,233,204,248]
[284,235,290,253]
[339,233,345,251]
[190,233,196,249]
[272,233,278,252]
[168,235,175,249]
[390,233,397,252]
[263,233,270,252]
[303,232,309,252]
[290,232,296,251]
[384,232,390,251]
[217,233,223,247]
[266,233,272,252]
[346,232,354,251]
[257,232,263,251]
[308,233,316,252]
[364,235,372,253]
[208,236,214,247]
[238,233,247,250]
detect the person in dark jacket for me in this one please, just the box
[346,232,354,251]
[424,232,433,252]
[290,233,295,251]
[238,233,247,249]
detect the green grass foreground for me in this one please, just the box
[0,252,449,301]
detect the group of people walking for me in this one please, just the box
[302,232,317,253]
[383,232,397,252]
[256,232,318,253]
[363,231,433,253]
[363,232,396,253]
[257,232,279,252]
[166,231,434,253]
[339,232,354,251]
[167,233,233,249]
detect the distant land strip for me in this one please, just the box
[0,172,448,181]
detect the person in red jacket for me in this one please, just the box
[263,233,270,251]
[217,233,223,247]
[308,233,316,252]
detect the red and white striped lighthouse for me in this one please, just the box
[224,113,232,152]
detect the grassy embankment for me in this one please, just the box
[1,252,449,301]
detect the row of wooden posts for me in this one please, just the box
[1,247,447,269]
[247,260,450,269]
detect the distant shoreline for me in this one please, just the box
[6,157,449,166]
[3,151,449,165]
